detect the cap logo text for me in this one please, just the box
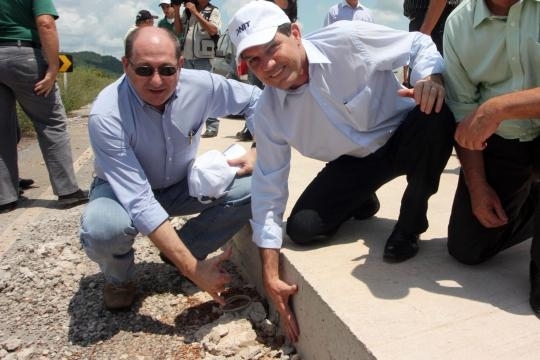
[236,21,251,36]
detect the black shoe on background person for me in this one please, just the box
[202,129,218,138]
[236,125,253,141]
[19,178,34,189]
[530,261,540,317]
[383,226,419,263]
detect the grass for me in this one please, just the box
[17,66,119,136]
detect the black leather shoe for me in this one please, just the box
[383,226,419,263]
[530,261,540,317]
[236,126,253,141]
[353,193,380,220]
[202,129,218,138]
[19,178,34,190]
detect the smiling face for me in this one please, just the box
[122,27,183,111]
[240,23,308,90]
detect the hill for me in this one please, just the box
[66,51,123,76]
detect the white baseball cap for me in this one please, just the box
[188,150,237,204]
[228,1,291,62]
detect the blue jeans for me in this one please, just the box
[80,175,251,284]
[183,58,219,132]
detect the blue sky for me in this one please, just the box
[54,0,407,60]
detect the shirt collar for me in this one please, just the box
[275,39,331,106]
[473,0,538,28]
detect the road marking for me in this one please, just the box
[0,147,93,257]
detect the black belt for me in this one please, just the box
[0,40,41,48]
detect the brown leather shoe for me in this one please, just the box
[103,282,136,310]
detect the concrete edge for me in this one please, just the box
[232,225,376,360]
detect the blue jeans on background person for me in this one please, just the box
[183,58,219,135]
[79,175,251,285]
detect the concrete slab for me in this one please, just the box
[211,119,540,360]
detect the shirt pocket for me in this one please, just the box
[343,88,379,131]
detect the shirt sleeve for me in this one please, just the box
[249,94,292,249]
[442,22,479,122]
[88,114,169,236]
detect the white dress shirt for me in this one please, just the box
[250,20,443,249]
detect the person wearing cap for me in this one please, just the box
[124,10,159,41]
[228,1,455,341]
[157,1,183,42]
[323,0,374,26]
[0,0,89,213]
[80,27,261,311]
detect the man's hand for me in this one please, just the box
[455,107,500,151]
[188,246,233,305]
[264,276,300,342]
[34,70,56,97]
[468,181,508,228]
[398,74,445,114]
[227,147,256,176]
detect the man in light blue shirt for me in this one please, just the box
[229,1,454,341]
[323,0,374,26]
[444,0,540,317]
[80,27,260,310]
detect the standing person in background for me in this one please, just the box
[157,1,182,42]
[402,0,460,86]
[0,0,88,213]
[323,0,374,26]
[124,10,159,41]
[229,1,454,341]
[444,0,540,317]
[179,0,222,138]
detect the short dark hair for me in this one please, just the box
[266,0,297,23]
[277,23,292,36]
[124,28,181,60]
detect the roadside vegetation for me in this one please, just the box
[17,66,120,136]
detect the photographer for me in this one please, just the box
[178,0,222,138]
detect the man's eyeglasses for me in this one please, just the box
[130,62,178,77]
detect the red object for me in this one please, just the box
[236,60,248,78]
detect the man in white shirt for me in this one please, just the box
[228,1,455,341]
[323,0,374,26]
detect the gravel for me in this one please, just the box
[0,205,300,359]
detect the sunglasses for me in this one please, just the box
[130,62,178,77]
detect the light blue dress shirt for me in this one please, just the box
[89,69,260,235]
[250,20,444,249]
[323,1,374,26]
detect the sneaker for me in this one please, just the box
[58,189,89,207]
[103,282,136,310]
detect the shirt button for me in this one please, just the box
[169,157,172,161]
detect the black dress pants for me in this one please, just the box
[286,104,455,245]
[448,135,540,265]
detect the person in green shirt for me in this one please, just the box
[0,0,88,213]
[444,0,540,316]
[157,1,183,43]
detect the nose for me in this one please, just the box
[149,70,164,86]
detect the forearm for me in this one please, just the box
[420,0,447,35]
[36,15,59,76]
[260,248,281,284]
[455,144,487,190]
[148,220,197,277]
[193,12,218,35]
[481,87,540,123]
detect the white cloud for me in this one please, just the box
[54,0,409,59]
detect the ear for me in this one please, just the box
[291,23,302,40]
[178,56,185,69]
[121,56,130,73]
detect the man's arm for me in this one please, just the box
[184,2,219,36]
[173,4,182,35]
[260,248,299,342]
[455,87,540,150]
[34,14,59,97]
[149,220,231,304]
[419,0,447,35]
[455,145,508,228]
